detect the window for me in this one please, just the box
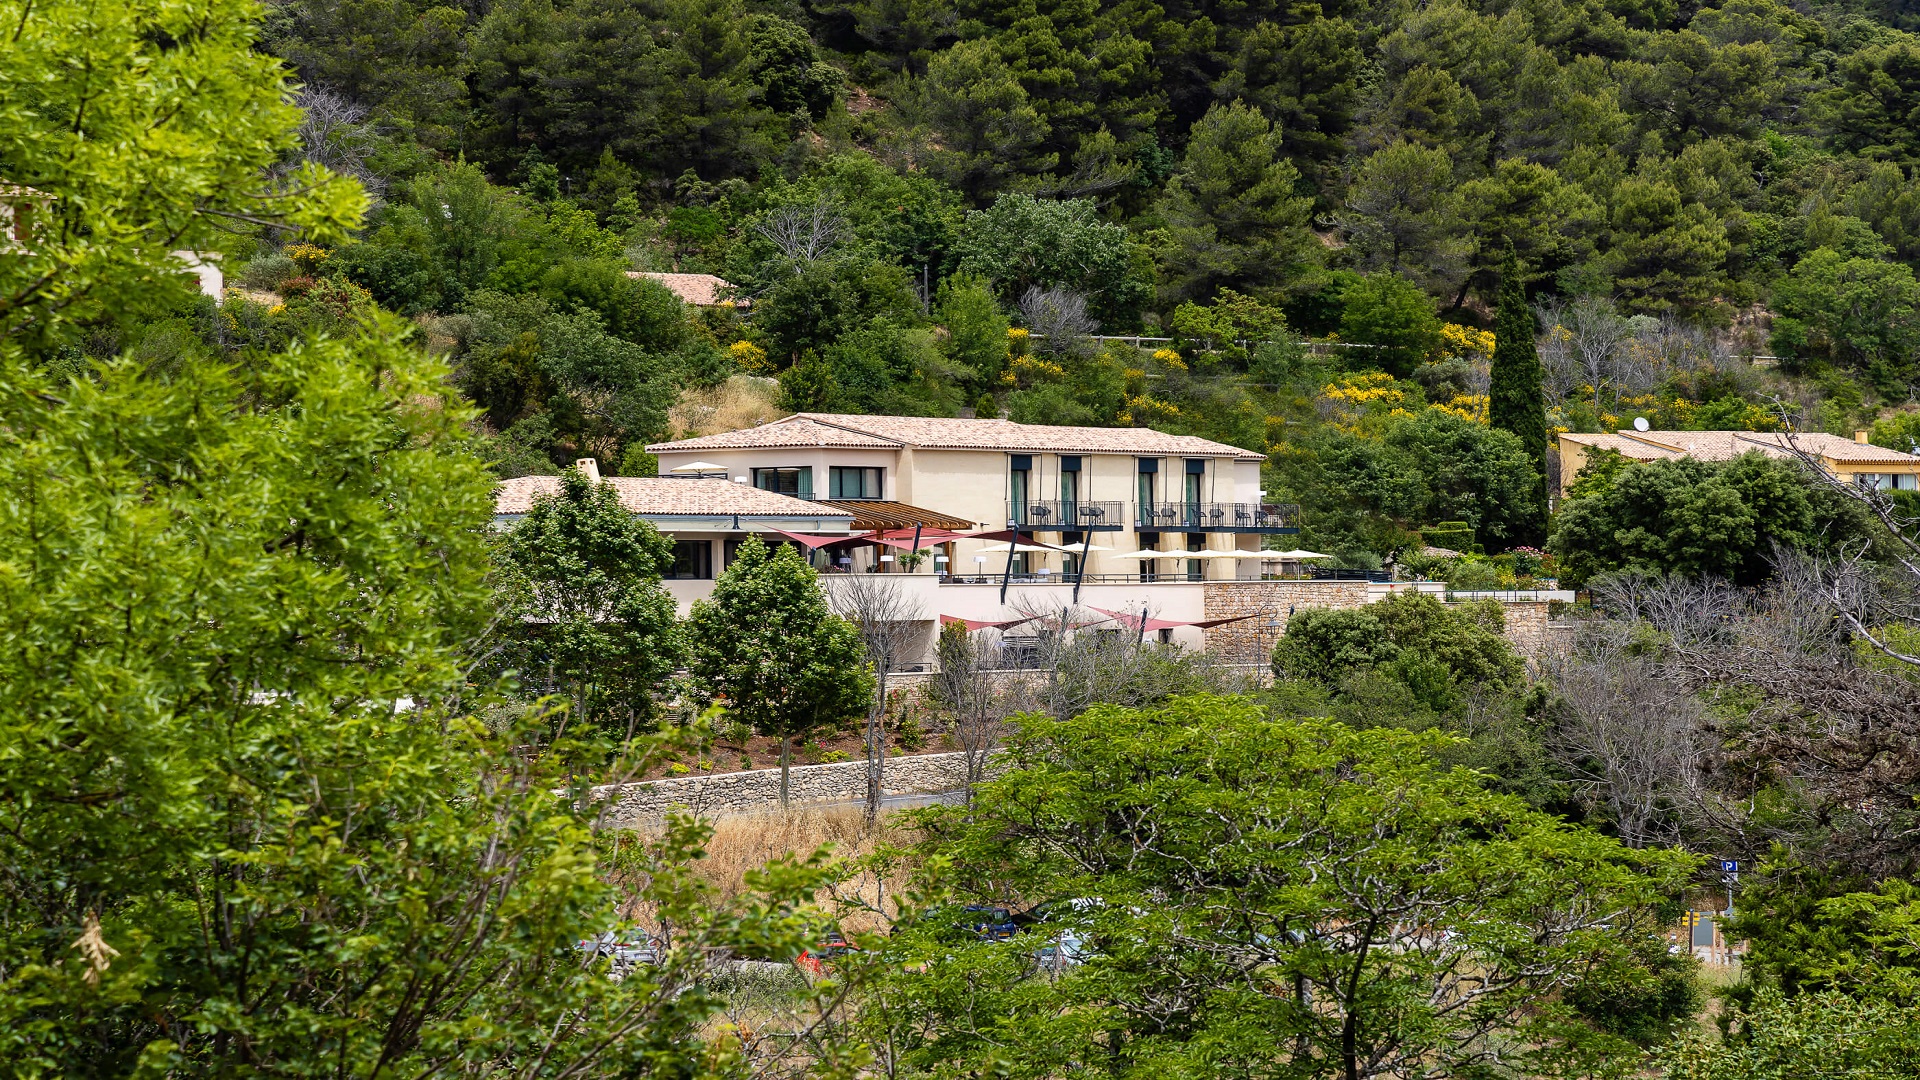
[1187,533,1205,580]
[1868,472,1919,490]
[1137,458,1158,527]
[752,467,812,497]
[1060,455,1081,510]
[723,537,742,568]
[670,539,714,580]
[829,466,882,499]
[1010,454,1031,523]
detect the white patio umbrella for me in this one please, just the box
[1106,548,1174,560]
[667,460,728,473]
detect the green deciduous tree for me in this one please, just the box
[1274,591,1525,710]
[1489,250,1549,546]
[1548,452,1872,586]
[936,273,1011,390]
[1659,989,1920,1080]
[1336,272,1442,377]
[0,320,841,1074]
[0,0,365,346]
[687,537,873,804]
[867,694,1697,1080]
[495,467,684,737]
[951,194,1151,329]
[1770,247,1920,396]
[1153,101,1317,305]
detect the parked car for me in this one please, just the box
[576,929,663,968]
[962,905,1020,941]
[797,929,859,974]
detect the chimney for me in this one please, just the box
[1856,430,1871,444]
[575,457,601,482]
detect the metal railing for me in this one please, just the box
[1306,567,1394,582]
[938,571,1215,585]
[1136,502,1301,531]
[1009,500,1126,530]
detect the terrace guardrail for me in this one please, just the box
[1136,502,1301,533]
[1008,500,1126,530]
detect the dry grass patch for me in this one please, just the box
[668,376,783,438]
[618,804,927,934]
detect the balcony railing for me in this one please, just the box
[1136,502,1301,532]
[1008,500,1126,530]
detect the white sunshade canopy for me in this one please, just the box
[667,460,730,473]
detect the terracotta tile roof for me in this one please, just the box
[624,272,741,307]
[651,412,1266,460]
[494,476,857,518]
[650,415,900,452]
[1563,430,1920,466]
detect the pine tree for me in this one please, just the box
[1488,248,1550,546]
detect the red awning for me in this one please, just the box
[1089,608,1272,632]
[1090,606,1191,632]
[766,529,859,549]
[939,614,1041,631]
[1188,611,1273,629]
[961,528,1074,550]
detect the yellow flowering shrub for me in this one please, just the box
[728,340,769,373]
[1438,322,1495,362]
[1431,394,1488,423]
[1151,348,1188,371]
[284,243,330,274]
[1007,327,1030,357]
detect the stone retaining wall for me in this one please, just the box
[590,751,975,827]
[1200,579,1373,662]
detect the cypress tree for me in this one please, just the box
[1488,248,1550,545]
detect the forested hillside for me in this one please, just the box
[42,0,1920,560]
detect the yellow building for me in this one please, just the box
[1557,429,1920,497]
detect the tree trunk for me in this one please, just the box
[866,670,888,827]
[779,734,791,808]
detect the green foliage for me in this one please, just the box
[451,291,680,468]
[494,467,684,737]
[1287,408,1544,553]
[1659,989,1920,1080]
[1770,247,1920,395]
[686,537,874,802]
[1273,591,1525,711]
[0,319,836,1074]
[936,274,1010,390]
[1337,273,1443,378]
[870,695,1699,1079]
[0,0,365,346]
[1489,250,1551,545]
[952,195,1152,329]
[754,256,922,363]
[1549,452,1874,586]
[1153,102,1317,304]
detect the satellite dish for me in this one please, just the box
[1633,416,1650,432]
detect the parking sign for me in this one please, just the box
[1720,860,1739,874]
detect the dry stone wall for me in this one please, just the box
[590,751,975,827]
[1200,579,1372,662]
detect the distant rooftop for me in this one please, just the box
[650,412,1267,461]
[1562,429,1920,466]
[494,475,855,519]
[625,272,741,307]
